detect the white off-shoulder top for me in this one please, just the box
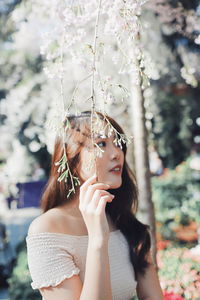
[26,229,137,300]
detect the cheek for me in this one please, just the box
[122,152,125,164]
[96,154,107,168]
[79,151,96,177]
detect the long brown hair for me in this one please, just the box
[41,111,150,276]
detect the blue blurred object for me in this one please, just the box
[16,181,47,208]
[0,222,15,288]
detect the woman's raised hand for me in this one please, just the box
[79,174,114,243]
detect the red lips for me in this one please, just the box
[109,164,122,172]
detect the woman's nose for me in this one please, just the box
[110,146,120,160]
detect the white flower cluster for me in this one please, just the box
[1,0,150,199]
[31,0,150,91]
[31,0,149,192]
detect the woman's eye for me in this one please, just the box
[97,141,106,147]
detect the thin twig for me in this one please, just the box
[90,0,102,181]
[66,72,93,112]
[58,26,80,196]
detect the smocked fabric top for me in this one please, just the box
[26,229,137,300]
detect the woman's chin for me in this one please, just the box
[106,179,122,189]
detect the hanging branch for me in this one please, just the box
[55,0,104,195]
[54,25,81,198]
[90,0,103,180]
[42,0,146,197]
[54,0,104,195]
[66,72,93,113]
[55,151,80,198]
[60,27,65,120]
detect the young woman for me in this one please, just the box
[26,111,163,300]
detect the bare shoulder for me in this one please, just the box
[28,208,67,236]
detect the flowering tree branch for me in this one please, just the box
[36,0,149,196]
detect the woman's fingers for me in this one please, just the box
[96,195,113,215]
[83,183,110,204]
[78,174,113,238]
[80,174,110,194]
[89,190,114,209]
[80,174,110,205]
[80,174,97,192]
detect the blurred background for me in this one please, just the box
[0,0,200,299]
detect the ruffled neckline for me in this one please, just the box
[26,229,121,240]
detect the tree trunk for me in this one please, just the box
[129,68,157,264]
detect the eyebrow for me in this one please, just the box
[94,134,109,139]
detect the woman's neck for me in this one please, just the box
[60,193,83,219]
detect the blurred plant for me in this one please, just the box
[157,246,200,300]
[145,86,200,168]
[0,0,50,199]
[147,0,200,87]
[163,291,184,300]
[152,160,200,240]
[8,240,41,300]
[141,3,200,169]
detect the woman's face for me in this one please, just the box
[77,133,124,189]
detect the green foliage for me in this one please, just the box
[148,87,199,168]
[152,160,200,240]
[8,240,41,300]
[55,151,81,197]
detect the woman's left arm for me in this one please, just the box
[136,252,164,300]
